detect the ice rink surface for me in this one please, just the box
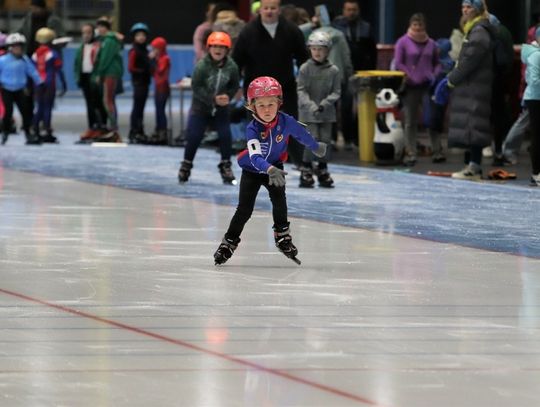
[1,96,540,406]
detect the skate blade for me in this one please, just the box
[290,257,301,265]
[91,142,128,148]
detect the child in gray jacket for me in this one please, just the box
[297,30,341,187]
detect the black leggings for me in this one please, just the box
[526,99,540,174]
[225,169,288,240]
[1,88,32,135]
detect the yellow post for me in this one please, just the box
[353,70,405,163]
[357,89,376,163]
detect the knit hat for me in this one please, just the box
[150,37,167,51]
[31,0,47,7]
[462,0,485,12]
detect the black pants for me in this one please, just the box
[491,80,512,155]
[225,169,288,240]
[130,83,149,132]
[340,84,357,144]
[1,88,32,136]
[526,100,540,174]
[80,73,106,129]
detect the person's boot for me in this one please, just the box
[299,164,315,188]
[217,160,236,185]
[178,160,193,184]
[214,236,241,265]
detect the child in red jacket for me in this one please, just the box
[32,27,66,143]
[149,37,170,144]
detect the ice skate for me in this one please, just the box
[1,133,8,145]
[128,129,148,144]
[316,168,334,188]
[315,163,334,188]
[178,160,193,184]
[214,236,240,265]
[299,166,315,188]
[218,160,236,185]
[274,224,301,265]
[40,130,59,144]
[25,130,42,145]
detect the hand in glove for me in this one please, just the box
[312,142,327,158]
[433,77,451,106]
[267,166,288,187]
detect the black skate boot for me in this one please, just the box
[1,132,8,145]
[178,160,193,184]
[299,165,315,188]
[128,129,141,144]
[274,224,301,265]
[25,130,42,145]
[218,160,236,185]
[214,236,241,265]
[316,164,334,188]
[41,130,59,144]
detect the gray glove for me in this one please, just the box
[267,166,288,187]
[313,142,327,158]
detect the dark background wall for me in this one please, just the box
[119,0,533,45]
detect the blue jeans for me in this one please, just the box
[183,107,232,161]
[155,90,169,130]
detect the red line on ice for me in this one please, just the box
[0,287,385,406]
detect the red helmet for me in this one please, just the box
[150,37,167,51]
[247,76,283,105]
[206,31,232,49]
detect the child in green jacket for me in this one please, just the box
[178,31,240,185]
[92,17,124,142]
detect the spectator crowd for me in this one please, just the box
[1,0,540,186]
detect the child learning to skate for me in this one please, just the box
[297,30,341,188]
[178,31,239,184]
[213,76,327,265]
[32,27,67,143]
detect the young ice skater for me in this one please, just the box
[213,76,327,265]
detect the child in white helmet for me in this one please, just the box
[297,30,341,188]
[0,33,43,145]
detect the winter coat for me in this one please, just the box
[232,16,308,96]
[92,32,123,79]
[394,34,440,87]
[191,54,240,115]
[237,112,319,174]
[447,18,494,148]
[332,16,376,70]
[73,40,99,85]
[152,52,171,95]
[0,53,42,91]
[128,42,151,86]
[32,45,62,87]
[297,58,341,123]
[522,43,540,101]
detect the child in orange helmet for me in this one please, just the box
[178,31,240,184]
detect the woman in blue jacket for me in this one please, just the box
[522,27,540,186]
